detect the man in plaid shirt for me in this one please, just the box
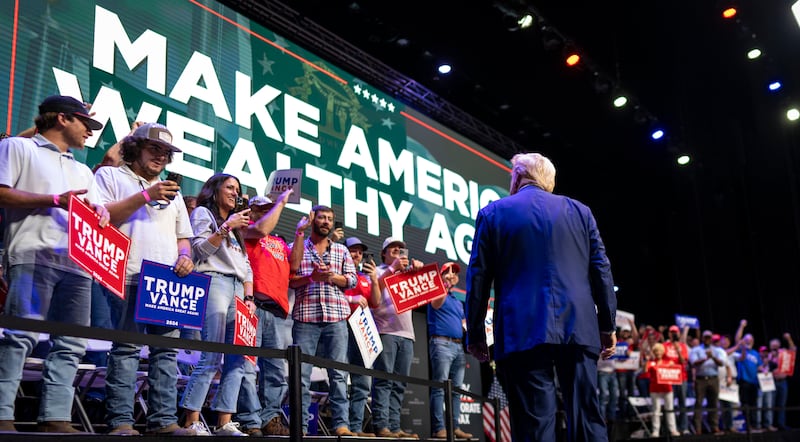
[290,205,358,436]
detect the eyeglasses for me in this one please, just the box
[139,182,170,210]
[145,144,170,157]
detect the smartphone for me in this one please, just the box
[334,221,343,230]
[365,253,375,265]
[165,171,182,200]
[232,196,247,213]
[165,171,183,186]
[398,248,408,258]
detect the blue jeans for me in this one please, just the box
[774,378,789,428]
[429,338,466,432]
[292,320,349,432]
[597,371,618,421]
[617,370,636,417]
[371,334,413,432]
[252,308,290,424]
[105,283,180,430]
[180,274,260,421]
[348,328,372,432]
[0,264,90,421]
[674,381,688,432]
[761,388,774,428]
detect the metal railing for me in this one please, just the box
[0,315,501,441]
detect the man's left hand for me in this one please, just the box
[600,332,617,360]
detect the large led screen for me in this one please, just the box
[0,0,511,267]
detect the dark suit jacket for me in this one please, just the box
[465,185,616,361]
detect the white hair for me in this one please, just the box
[510,153,556,193]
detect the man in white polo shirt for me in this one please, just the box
[0,95,109,433]
[90,122,195,436]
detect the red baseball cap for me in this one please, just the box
[669,325,680,333]
[440,262,461,274]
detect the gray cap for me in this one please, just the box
[345,237,368,251]
[382,236,405,251]
[249,195,273,207]
[127,123,181,152]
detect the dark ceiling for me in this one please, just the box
[224,0,800,339]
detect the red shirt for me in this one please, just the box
[664,341,689,381]
[345,272,372,314]
[245,235,291,315]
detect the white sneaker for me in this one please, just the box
[215,422,247,436]
[187,421,212,436]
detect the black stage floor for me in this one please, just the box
[3,430,800,441]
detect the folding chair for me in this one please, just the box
[627,396,653,438]
[310,366,331,436]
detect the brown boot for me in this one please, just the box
[0,420,17,432]
[262,416,290,436]
[453,428,474,439]
[36,421,82,433]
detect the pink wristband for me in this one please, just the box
[53,194,59,207]
[141,190,152,203]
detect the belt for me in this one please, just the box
[431,335,462,344]
[253,297,287,318]
[696,375,718,380]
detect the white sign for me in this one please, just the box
[793,1,800,29]
[347,306,383,368]
[615,309,635,328]
[719,382,740,404]
[758,372,776,393]
[265,168,303,204]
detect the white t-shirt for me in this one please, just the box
[0,135,94,275]
[90,165,193,283]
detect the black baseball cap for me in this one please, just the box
[38,95,103,130]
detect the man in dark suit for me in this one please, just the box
[465,152,617,442]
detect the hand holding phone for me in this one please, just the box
[164,172,182,200]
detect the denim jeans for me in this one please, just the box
[597,371,618,421]
[429,338,466,432]
[371,334,413,432]
[105,283,180,430]
[348,328,372,432]
[674,381,688,432]
[617,370,636,418]
[292,320,349,432]
[252,308,290,424]
[774,378,789,428]
[0,264,90,421]
[180,274,260,420]
[761,388,774,428]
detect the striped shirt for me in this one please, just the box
[291,238,357,323]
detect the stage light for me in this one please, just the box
[787,108,800,121]
[747,48,762,60]
[722,7,737,19]
[613,285,619,292]
[518,14,534,29]
[437,64,452,75]
[677,155,691,166]
[565,53,580,67]
[651,129,665,140]
[613,95,628,108]
[768,81,782,91]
